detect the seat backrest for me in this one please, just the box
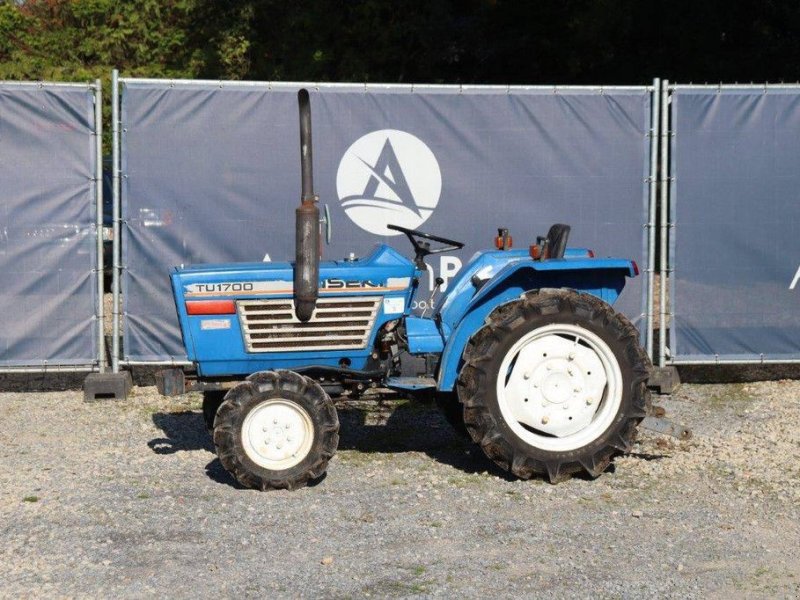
[545,223,571,259]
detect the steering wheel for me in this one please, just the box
[387,224,465,269]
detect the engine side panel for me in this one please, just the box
[405,316,445,354]
[172,244,416,377]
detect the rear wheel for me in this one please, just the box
[213,370,339,491]
[457,289,650,482]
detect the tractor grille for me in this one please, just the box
[237,296,382,353]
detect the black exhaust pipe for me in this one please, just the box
[294,89,320,322]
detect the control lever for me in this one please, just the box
[319,203,332,245]
[421,276,444,317]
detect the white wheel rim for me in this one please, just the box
[495,323,623,453]
[241,399,314,471]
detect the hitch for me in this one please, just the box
[156,368,240,396]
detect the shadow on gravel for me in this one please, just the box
[628,452,667,462]
[336,401,514,480]
[148,411,214,454]
[677,363,800,383]
[147,411,325,489]
[147,412,244,489]
[146,400,513,485]
[145,401,668,485]
[204,458,246,489]
[0,372,87,392]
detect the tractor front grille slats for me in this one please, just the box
[237,297,382,353]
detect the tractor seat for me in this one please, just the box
[545,223,570,259]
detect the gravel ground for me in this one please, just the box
[1,380,799,599]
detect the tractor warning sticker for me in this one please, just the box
[200,319,232,330]
[383,297,405,314]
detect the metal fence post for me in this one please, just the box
[658,80,670,367]
[94,80,106,372]
[646,78,660,360]
[111,70,121,373]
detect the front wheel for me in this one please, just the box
[213,370,339,491]
[457,289,650,483]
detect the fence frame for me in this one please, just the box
[7,76,799,373]
[0,80,105,374]
[110,74,658,369]
[664,82,800,366]
[644,79,661,360]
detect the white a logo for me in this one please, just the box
[336,130,442,236]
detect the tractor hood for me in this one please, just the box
[175,244,414,291]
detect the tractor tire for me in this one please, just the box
[202,391,226,432]
[457,289,650,483]
[213,370,339,491]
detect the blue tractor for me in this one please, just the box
[160,90,651,490]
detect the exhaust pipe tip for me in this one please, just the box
[294,299,316,322]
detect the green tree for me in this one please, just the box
[0,0,204,81]
[5,1,800,88]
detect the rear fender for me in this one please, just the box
[436,262,632,392]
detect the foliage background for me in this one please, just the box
[3,0,800,86]
[2,0,798,147]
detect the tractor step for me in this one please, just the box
[385,376,437,391]
[83,372,132,402]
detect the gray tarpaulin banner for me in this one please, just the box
[670,87,800,362]
[0,83,98,367]
[121,82,650,362]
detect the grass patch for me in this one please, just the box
[135,393,203,418]
[336,450,381,466]
[446,473,487,489]
[502,488,528,503]
[708,383,756,406]
[599,491,618,505]
[378,580,428,595]
[362,565,433,595]
[136,492,151,499]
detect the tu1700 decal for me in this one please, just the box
[184,277,412,297]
